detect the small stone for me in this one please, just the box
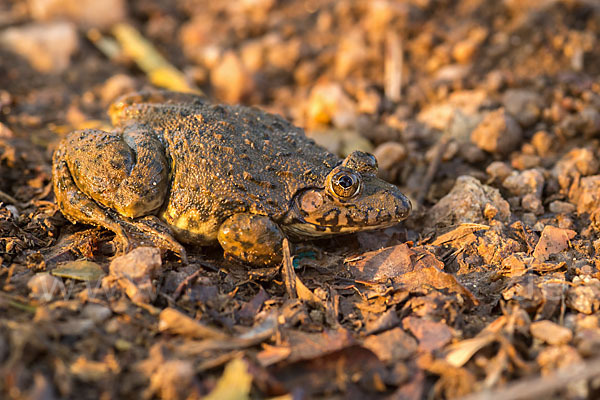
[102,247,162,303]
[549,201,576,214]
[486,161,513,182]
[373,142,407,171]
[511,154,540,170]
[580,107,600,137]
[567,278,600,314]
[531,131,553,156]
[306,82,357,129]
[531,320,573,345]
[28,273,63,302]
[211,51,254,104]
[448,110,483,143]
[522,193,544,215]
[553,148,599,191]
[240,39,264,72]
[28,0,126,29]
[0,122,14,138]
[502,89,543,127]
[471,108,523,155]
[570,175,600,214]
[0,21,78,73]
[82,304,112,323]
[417,89,487,131]
[100,74,137,104]
[452,26,487,64]
[425,175,511,229]
[521,212,537,227]
[335,29,367,78]
[502,169,545,197]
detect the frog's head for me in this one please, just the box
[284,151,411,237]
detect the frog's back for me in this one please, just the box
[112,96,339,242]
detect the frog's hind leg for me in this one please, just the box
[53,129,187,262]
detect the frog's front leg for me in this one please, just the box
[217,214,285,266]
[53,127,186,261]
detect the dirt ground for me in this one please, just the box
[2,0,600,399]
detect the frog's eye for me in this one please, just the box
[329,170,361,199]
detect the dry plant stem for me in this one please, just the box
[0,189,25,209]
[416,135,450,205]
[385,31,403,102]
[281,238,297,299]
[460,357,600,400]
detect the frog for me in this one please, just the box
[52,90,411,266]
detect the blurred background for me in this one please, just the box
[1,0,598,202]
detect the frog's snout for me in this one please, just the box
[393,191,412,221]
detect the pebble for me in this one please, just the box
[372,141,407,171]
[27,273,63,302]
[471,108,523,155]
[417,89,487,131]
[305,82,357,129]
[211,51,254,104]
[579,106,600,137]
[425,175,511,229]
[531,131,553,156]
[81,304,112,323]
[522,193,544,215]
[553,148,599,191]
[570,175,600,214]
[511,153,541,170]
[502,89,543,127]
[28,0,126,29]
[530,320,573,345]
[100,74,137,104]
[502,169,544,197]
[549,201,576,214]
[0,21,78,73]
[103,247,162,304]
[567,278,600,314]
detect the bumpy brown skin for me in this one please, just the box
[52,90,411,266]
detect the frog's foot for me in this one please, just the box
[217,214,284,267]
[110,213,188,263]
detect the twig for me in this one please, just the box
[385,31,403,102]
[416,135,450,205]
[281,238,297,299]
[460,357,600,400]
[0,189,26,209]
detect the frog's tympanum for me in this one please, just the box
[53,91,411,266]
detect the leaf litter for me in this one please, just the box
[3,0,600,399]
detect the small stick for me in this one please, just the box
[460,356,600,400]
[416,135,450,205]
[385,31,403,102]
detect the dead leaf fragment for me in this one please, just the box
[363,327,417,363]
[51,260,106,281]
[158,308,227,339]
[204,357,252,400]
[533,225,576,261]
[530,320,573,345]
[403,316,453,352]
[70,354,120,382]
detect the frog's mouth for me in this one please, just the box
[282,220,400,238]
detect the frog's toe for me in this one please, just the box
[107,214,188,263]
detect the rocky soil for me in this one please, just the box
[2,0,600,399]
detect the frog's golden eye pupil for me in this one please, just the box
[338,175,354,188]
[330,171,360,198]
